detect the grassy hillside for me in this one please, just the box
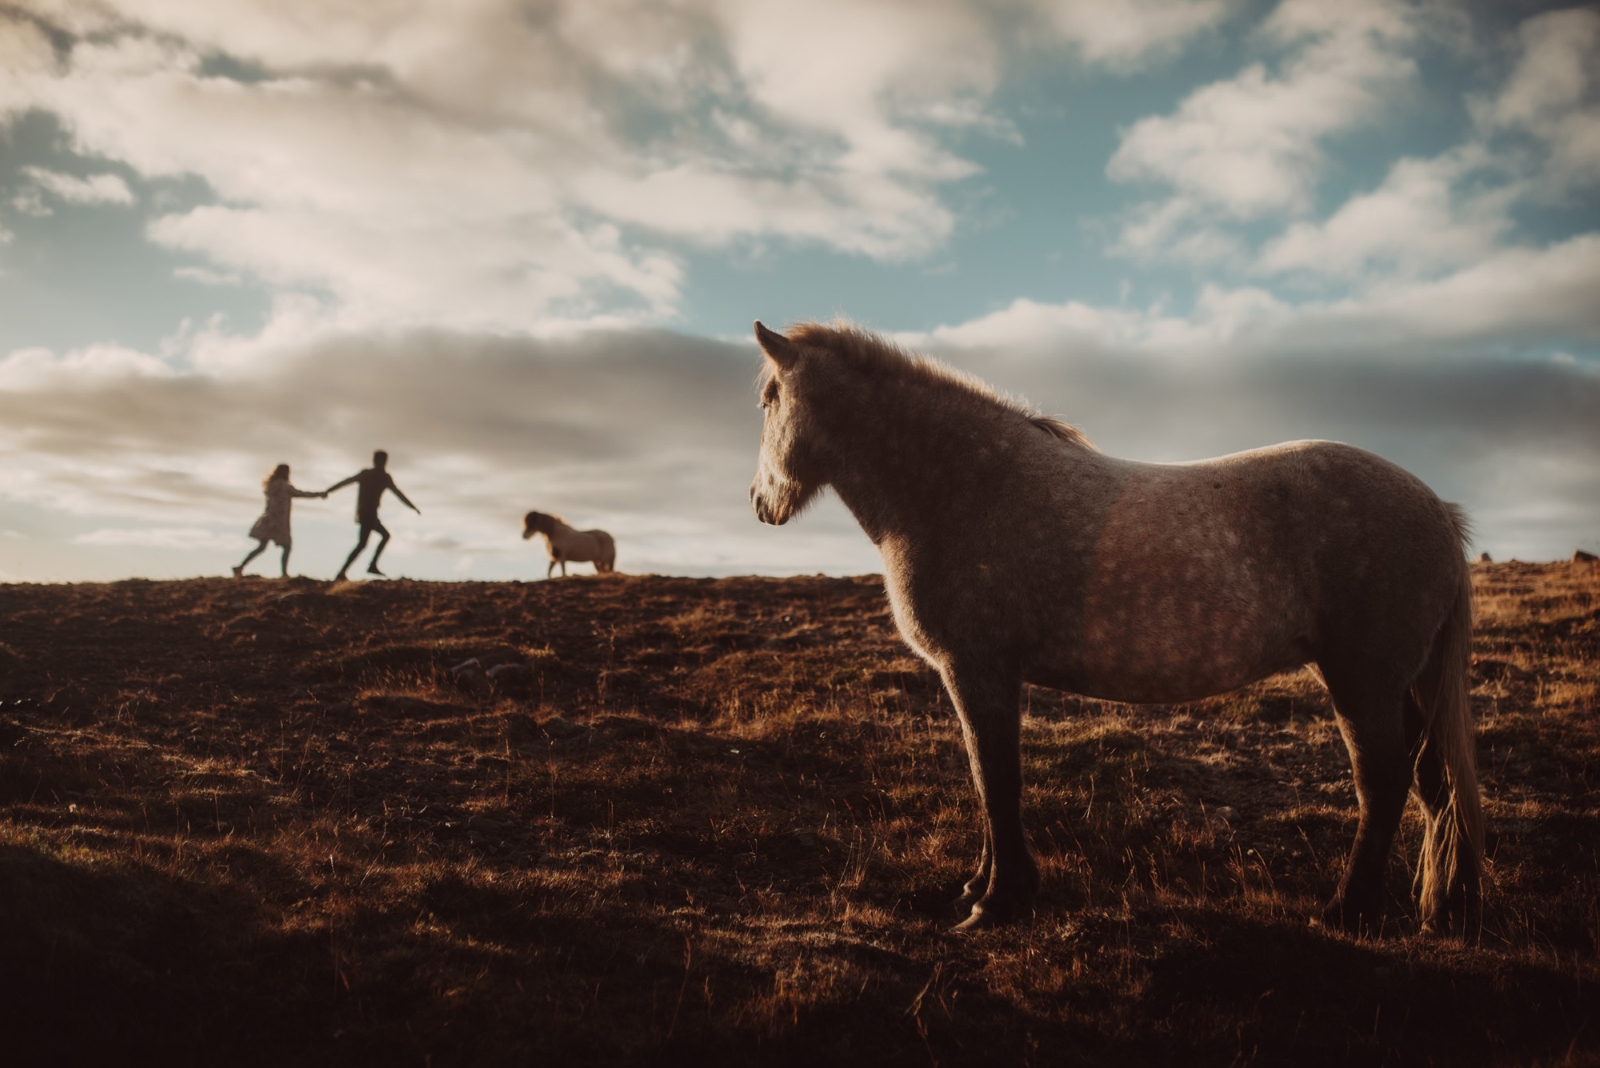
[1,564,1596,1065]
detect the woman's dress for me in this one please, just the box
[249,481,319,546]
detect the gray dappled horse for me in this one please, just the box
[749,320,1483,937]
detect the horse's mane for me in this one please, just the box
[783,321,1095,451]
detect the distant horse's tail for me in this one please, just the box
[1412,514,1484,937]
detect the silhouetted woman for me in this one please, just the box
[234,464,326,578]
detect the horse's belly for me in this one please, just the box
[1072,489,1310,703]
[556,533,598,562]
[1073,603,1307,702]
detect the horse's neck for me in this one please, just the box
[824,384,1020,545]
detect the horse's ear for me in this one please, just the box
[754,321,800,370]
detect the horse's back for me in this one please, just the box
[1094,441,1462,695]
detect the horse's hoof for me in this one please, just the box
[1419,906,1480,941]
[952,896,1032,932]
[1418,882,1481,940]
[1320,898,1380,937]
[953,884,986,910]
[951,907,998,932]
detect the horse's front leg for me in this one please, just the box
[943,661,1037,929]
[955,831,991,910]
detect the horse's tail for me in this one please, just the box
[597,531,616,573]
[1413,522,1484,937]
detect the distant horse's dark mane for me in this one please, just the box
[784,320,1094,451]
[523,510,566,535]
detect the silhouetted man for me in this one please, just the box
[326,450,419,581]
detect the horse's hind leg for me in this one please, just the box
[942,660,1037,929]
[1322,676,1412,935]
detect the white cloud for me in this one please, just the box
[1103,0,1600,309]
[0,343,173,387]
[1256,152,1511,279]
[719,0,997,160]
[21,165,136,206]
[11,164,136,217]
[1022,0,1231,66]
[910,282,1300,357]
[0,0,1006,330]
[1112,196,1247,267]
[914,231,1600,357]
[74,526,234,549]
[0,9,57,110]
[1107,0,1416,259]
[1330,233,1600,346]
[0,0,1240,333]
[173,265,244,286]
[1475,6,1600,200]
[10,188,50,217]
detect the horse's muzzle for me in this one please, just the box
[750,485,784,526]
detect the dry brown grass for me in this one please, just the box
[1,563,1596,1066]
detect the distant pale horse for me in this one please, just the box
[749,319,1483,938]
[523,511,616,578]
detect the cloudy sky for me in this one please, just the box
[1,0,1596,582]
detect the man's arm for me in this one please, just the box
[325,473,360,494]
[387,477,421,514]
